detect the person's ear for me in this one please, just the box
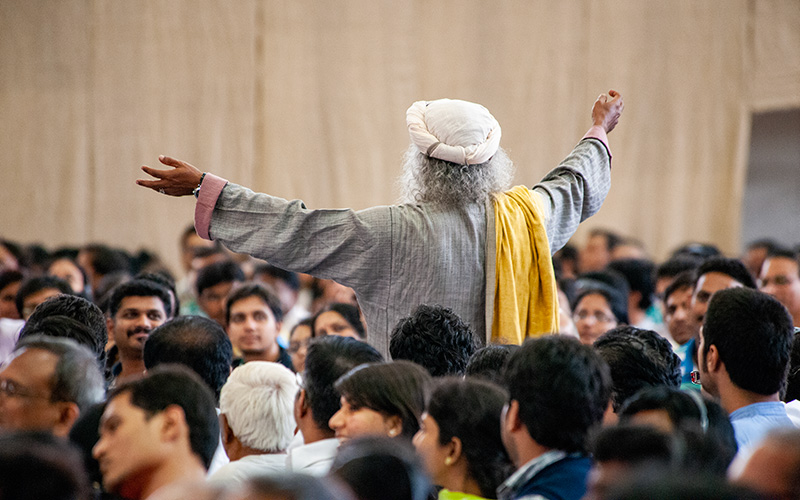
[51,402,80,438]
[445,436,462,465]
[294,389,309,421]
[160,405,187,443]
[706,344,721,372]
[385,415,403,438]
[220,413,235,446]
[505,400,523,433]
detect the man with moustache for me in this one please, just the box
[107,279,172,384]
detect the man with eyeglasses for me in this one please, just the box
[0,336,104,437]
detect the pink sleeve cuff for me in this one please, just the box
[194,173,228,240]
[583,125,612,162]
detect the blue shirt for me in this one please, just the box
[729,401,794,450]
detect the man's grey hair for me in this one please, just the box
[219,361,298,453]
[399,145,515,207]
[14,335,105,411]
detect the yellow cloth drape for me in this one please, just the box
[492,185,559,344]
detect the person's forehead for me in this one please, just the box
[119,295,166,311]
[577,293,611,310]
[666,285,693,305]
[697,272,742,292]
[0,348,58,387]
[763,256,799,275]
[231,294,271,313]
[102,391,144,424]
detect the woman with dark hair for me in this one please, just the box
[329,360,431,441]
[571,286,627,345]
[413,378,513,500]
[313,302,366,340]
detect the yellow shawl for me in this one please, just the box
[491,185,559,344]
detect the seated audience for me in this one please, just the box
[585,424,676,500]
[76,244,131,296]
[578,229,621,273]
[225,283,293,369]
[0,269,24,320]
[330,360,431,442]
[15,275,73,320]
[571,284,627,345]
[236,472,355,500]
[313,302,366,340]
[106,278,171,384]
[0,336,104,437]
[653,255,701,298]
[47,256,91,298]
[18,294,108,364]
[390,304,479,377]
[464,344,519,386]
[0,431,92,500]
[209,362,297,485]
[413,377,513,500]
[618,386,737,475]
[498,336,610,500]
[758,248,800,326]
[593,326,681,420]
[660,271,699,387]
[691,256,756,327]
[287,317,314,373]
[196,260,245,326]
[606,258,660,332]
[742,238,781,279]
[698,287,795,451]
[330,436,432,500]
[93,366,219,500]
[252,263,310,338]
[289,336,382,475]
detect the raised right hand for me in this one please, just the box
[592,90,624,134]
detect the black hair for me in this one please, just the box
[245,472,355,500]
[573,285,629,325]
[703,287,793,395]
[143,316,234,402]
[662,270,696,304]
[19,294,108,363]
[314,303,366,339]
[335,360,432,441]
[107,279,171,318]
[694,257,757,289]
[656,256,703,284]
[224,282,283,325]
[607,258,657,310]
[670,242,721,261]
[195,260,244,296]
[389,304,479,377]
[619,386,738,474]
[784,329,800,402]
[14,336,106,412]
[82,244,131,276]
[593,326,681,411]
[136,271,179,318]
[502,336,610,453]
[0,269,24,293]
[15,275,73,317]
[590,424,675,466]
[253,263,301,291]
[426,377,514,498]
[330,436,432,500]
[465,344,520,385]
[303,336,383,431]
[589,229,622,252]
[109,365,219,469]
[0,431,92,500]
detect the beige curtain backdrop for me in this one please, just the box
[1,0,799,274]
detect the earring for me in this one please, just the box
[444,457,453,466]
[388,429,397,437]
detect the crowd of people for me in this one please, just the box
[1,229,799,500]
[2,93,800,500]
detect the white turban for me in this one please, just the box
[406,98,501,166]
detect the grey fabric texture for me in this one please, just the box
[209,138,610,356]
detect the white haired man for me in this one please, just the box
[138,92,623,354]
[208,361,298,486]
